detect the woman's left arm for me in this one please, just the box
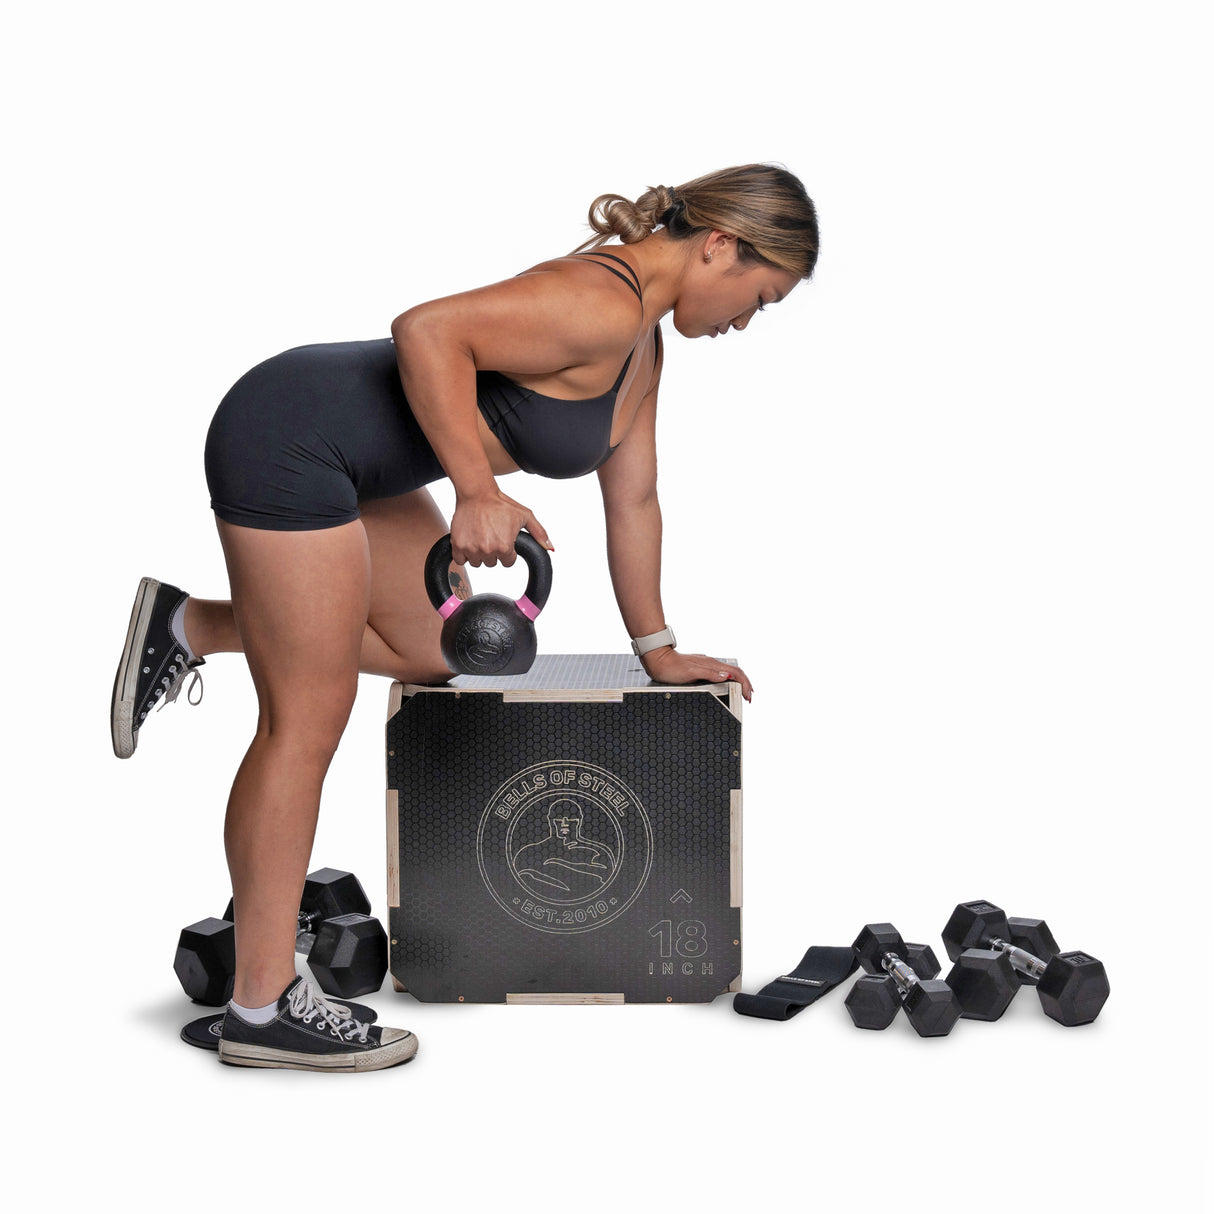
[596,330,754,701]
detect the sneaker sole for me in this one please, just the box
[111,577,159,759]
[217,1032,418,1073]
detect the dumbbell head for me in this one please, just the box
[942,900,1011,962]
[946,948,1018,1021]
[905,942,941,980]
[853,923,909,975]
[903,979,962,1037]
[1036,952,1110,1026]
[302,868,372,921]
[1006,917,1060,985]
[306,913,389,999]
[173,917,235,1006]
[845,975,900,1030]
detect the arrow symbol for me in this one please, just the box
[670,889,693,904]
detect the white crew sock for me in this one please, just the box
[228,998,278,1025]
[168,597,199,664]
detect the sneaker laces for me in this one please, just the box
[287,981,371,1043]
[157,661,205,712]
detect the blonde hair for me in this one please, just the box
[574,164,819,278]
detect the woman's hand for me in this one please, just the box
[451,489,553,567]
[641,648,754,702]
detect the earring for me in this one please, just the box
[704,253,712,263]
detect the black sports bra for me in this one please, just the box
[475,252,657,479]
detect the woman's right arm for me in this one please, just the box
[391,305,537,566]
[390,271,637,566]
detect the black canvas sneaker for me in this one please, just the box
[218,977,418,1072]
[181,998,380,1051]
[112,577,204,758]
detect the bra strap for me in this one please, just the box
[572,251,643,302]
[571,252,644,394]
[611,347,635,394]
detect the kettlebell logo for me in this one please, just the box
[454,618,515,673]
[477,760,653,934]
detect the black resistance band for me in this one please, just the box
[732,945,859,1021]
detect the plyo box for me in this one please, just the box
[385,654,742,1003]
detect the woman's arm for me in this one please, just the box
[391,266,639,565]
[597,330,754,700]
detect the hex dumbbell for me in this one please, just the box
[174,867,389,1005]
[846,923,962,1037]
[844,939,944,1031]
[942,899,1110,1026]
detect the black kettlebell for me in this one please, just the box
[425,530,553,676]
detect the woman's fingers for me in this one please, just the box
[702,658,753,700]
[645,650,754,702]
[723,663,754,701]
[450,496,550,568]
[521,510,554,553]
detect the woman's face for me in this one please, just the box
[672,234,802,339]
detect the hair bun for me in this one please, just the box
[575,165,818,277]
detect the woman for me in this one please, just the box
[112,163,818,1072]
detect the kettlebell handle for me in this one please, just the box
[424,531,553,620]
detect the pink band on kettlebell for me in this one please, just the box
[516,595,542,621]
[437,595,463,620]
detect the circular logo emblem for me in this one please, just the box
[454,617,514,673]
[477,760,653,934]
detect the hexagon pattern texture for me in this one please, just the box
[386,656,741,1003]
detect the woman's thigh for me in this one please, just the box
[359,488,467,681]
[218,518,370,740]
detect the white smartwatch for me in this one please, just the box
[630,626,676,657]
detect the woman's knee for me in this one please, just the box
[254,679,359,765]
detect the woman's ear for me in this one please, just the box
[700,229,737,263]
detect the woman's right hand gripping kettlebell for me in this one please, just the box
[450,487,553,567]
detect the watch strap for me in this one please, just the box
[631,626,676,657]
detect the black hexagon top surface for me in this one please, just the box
[853,923,908,975]
[942,900,1011,961]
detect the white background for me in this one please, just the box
[5,2,1210,1208]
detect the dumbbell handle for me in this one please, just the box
[987,937,1048,981]
[880,952,919,997]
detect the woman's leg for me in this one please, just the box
[217,517,371,1007]
[185,490,465,679]
[358,487,467,682]
[182,596,243,655]
[184,488,464,682]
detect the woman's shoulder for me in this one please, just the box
[518,252,642,303]
[507,253,645,345]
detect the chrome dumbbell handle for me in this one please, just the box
[881,951,918,996]
[989,936,1048,981]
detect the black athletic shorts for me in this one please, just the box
[204,339,444,531]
